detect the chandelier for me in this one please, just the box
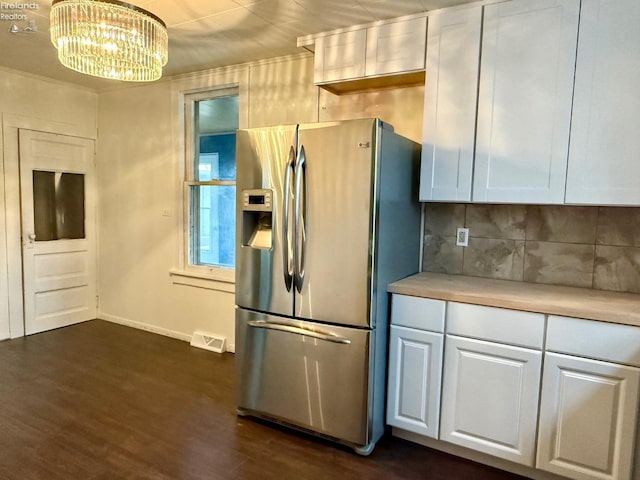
[50,0,168,82]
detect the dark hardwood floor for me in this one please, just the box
[0,320,530,479]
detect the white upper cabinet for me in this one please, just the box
[419,6,482,202]
[314,29,367,83]
[473,0,579,203]
[306,15,427,94]
[419,0,580,204]
[365,16,427,77]
[565,0,640,205]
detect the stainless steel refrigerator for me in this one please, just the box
[235,118,420,455]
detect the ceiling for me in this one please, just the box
[0,0,475,91]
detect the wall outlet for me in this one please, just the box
[456,227,469,247]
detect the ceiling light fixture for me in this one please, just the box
[50,0,168,82]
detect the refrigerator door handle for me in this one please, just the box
[294,145,307,293]
[282,146,295,292]
[247,319,351,344]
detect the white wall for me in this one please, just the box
[0,68,97,339]
[96,53,424,349]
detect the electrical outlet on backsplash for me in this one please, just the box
[421,203,640,294]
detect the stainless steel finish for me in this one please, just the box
[294,119,376,328]
[282,146,295,292]
[247,319,351,344]
[236,308,371,446]
[293,145,307,294]
[235,118,421,454]
[235,125,297,317]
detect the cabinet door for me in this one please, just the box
[314,29,366,83]
[365,16,426,77]
[565,0,640,205]
[440,335,542,465]
[473,0,579,203]
[387,326,443,439]
[419,6,481,201]
[537,353,640,480]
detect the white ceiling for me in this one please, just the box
[0,0,475,91]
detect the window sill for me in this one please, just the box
[169,268,235,293]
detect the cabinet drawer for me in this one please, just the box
[391,295,445,332]
[547,315,640,367]
[447,302,545,349]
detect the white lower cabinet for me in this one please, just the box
[386,295,446,439]
[536,353,640,480]
[440,335,542,466]
[386,325,443,438]
[387,298,640,479]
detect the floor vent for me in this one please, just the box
[190,330,227,353]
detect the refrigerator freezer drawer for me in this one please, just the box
[236,308,372,447]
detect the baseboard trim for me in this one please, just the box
[98,312,235,353]
[99,313,192,343]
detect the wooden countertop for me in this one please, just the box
[388,272,640,327]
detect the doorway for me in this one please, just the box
[19,129,97,335]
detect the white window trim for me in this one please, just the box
[171,81,246,292]
[168,267,234,293]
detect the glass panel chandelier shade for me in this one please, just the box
[50,0,168,82]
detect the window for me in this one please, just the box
[184,89,239,280]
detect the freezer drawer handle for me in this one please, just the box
[247,320,351,344]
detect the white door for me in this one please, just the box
[364,16,426,77]
[314,29,367,83]
[473,0,579,203]
[440,335,542,466]
[537,353,640,480]
[19,130,97,335]
[564,0,640,205]
[419,5,482,202]
[387,325,443,439]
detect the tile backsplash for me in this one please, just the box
[423,204,640,294]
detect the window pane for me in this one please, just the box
[190,185,235,268]
[198,134,236,181]
[195,96,238,182]
[33,171,85,241]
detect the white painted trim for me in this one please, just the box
[3,113,98,141]
[418,203,425,272]
[169,268,235,293]
[0,114,9,340]
[3,125,25,338]
[99,312,192,342]
[172,70,249,286]
[0,65,99,94]
[2,114,99,338]
[99,313,235,353]
[170,52,310,83]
